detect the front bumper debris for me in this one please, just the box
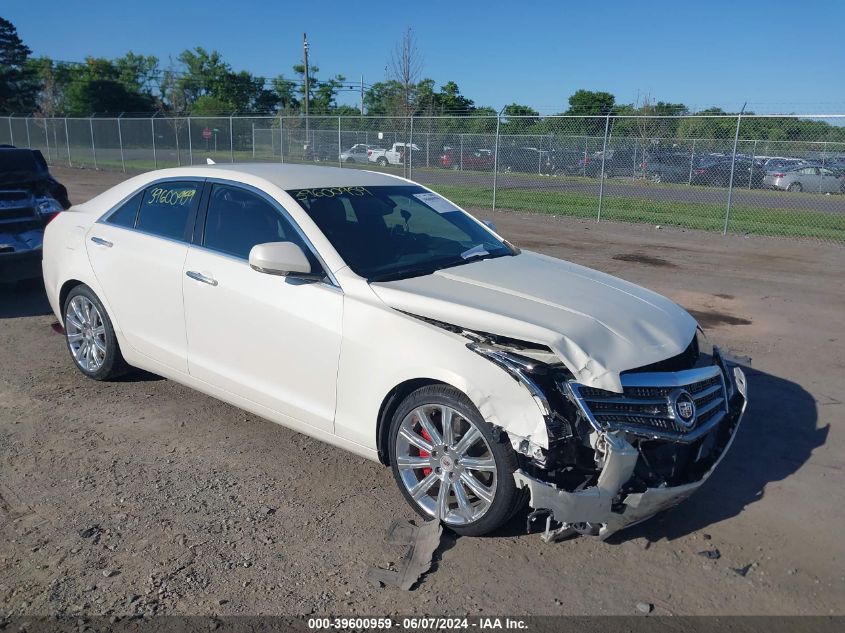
[515,366,747,541]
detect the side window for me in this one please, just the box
[203,184,316,265]
[136,181,201,241]
[106,191,143,228]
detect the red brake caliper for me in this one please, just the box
[419,427,433,476]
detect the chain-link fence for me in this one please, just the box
[3,113,844,242]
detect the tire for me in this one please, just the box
[377,157,388,167]
[388,385,525,536]
[345,157,355,164]
[63,284,128,381]
[788,182,802,192]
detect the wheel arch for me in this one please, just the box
[376,378,452,466]
[59,278,85,313]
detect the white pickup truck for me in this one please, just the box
[368,142,422,166]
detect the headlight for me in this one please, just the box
[467,342,551,418]
[37,195,63,215]
[733,366,747,399]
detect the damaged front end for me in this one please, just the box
[468,330,748,541]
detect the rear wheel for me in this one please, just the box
[788,182,803,192]
[388,385,525,536]
[377,157,388,167]
[63,285,128,380]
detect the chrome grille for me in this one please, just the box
[564,365,729,442]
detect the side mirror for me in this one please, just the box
[249,242,317,278]
[482,219,498,232]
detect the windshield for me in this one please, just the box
[287,185,514,281]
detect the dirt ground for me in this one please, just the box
[1,165,843,617]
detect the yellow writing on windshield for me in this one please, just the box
[294,186,372,200]
[148,187,197,206]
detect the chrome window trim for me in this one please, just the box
[94,176,340,290]
[97,176,204,228]
[203,178,341,290]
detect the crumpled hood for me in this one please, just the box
[370,251,697,392]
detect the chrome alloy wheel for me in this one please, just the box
[65,296,107,372]
[395,404,498,525]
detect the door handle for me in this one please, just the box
[186,270,218,286]
[90,236,113,247]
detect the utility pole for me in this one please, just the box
[303,33,310,152]
[360,75,364,115]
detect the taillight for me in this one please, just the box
[694,168,705,174]
[772,172,785,178]
[367,150,372,156]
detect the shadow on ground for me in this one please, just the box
[498,365,824,543]
[0,278,52,318]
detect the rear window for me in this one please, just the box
[136,181,201,241]
[106,191,143,228]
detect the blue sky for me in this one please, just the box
[5,0,845,113]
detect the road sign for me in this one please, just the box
[202,127,212,141]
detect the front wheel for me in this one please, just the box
[377,157,388,167]
[788,182,803,192]
[63,284,128,380]
[388,385,525,536]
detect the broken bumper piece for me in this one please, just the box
[515,373,747,541]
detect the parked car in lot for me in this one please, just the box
[368,143,422,166]
[339,144,381,164]
[639,151,695,183]
[762,157,807,172]
[439,148,493,171]
[763,165,845,193]
[496,146,558,174]
[305,144,337,163]
[0,147,71,282]
[43,163,747,539]
[691,157,765,188]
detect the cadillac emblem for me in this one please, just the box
[670,389,697,428]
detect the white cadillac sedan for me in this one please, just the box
[43,164,747,539]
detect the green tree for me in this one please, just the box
[175,47,274,113]
[60,57,156,114]
[502,103,539,134]
[0,17,38,112]
[565,89,616,116]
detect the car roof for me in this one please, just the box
[158,163,407,189]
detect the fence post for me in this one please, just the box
[279,116,285,163]
[64,118,71,166]
[187,117,193,165]
[688,138,697,185]
[25,116,31,148]
[151,117,157,169]
[7,116,12,145]
[43,118,50,161]
[338,116,342,168]
[459,134,464,171]
[89,118,97,169]
[229,116,234,163]
[492,110,502,211]
[117,116,126,173]
[252,122,256,158]
[408,115,414,179]
[174,118,181,167]
[748,139,757,189]
[538,134,543,175]
[597,114,611,222]
[723,106,745,235]
[582,135,588,177]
